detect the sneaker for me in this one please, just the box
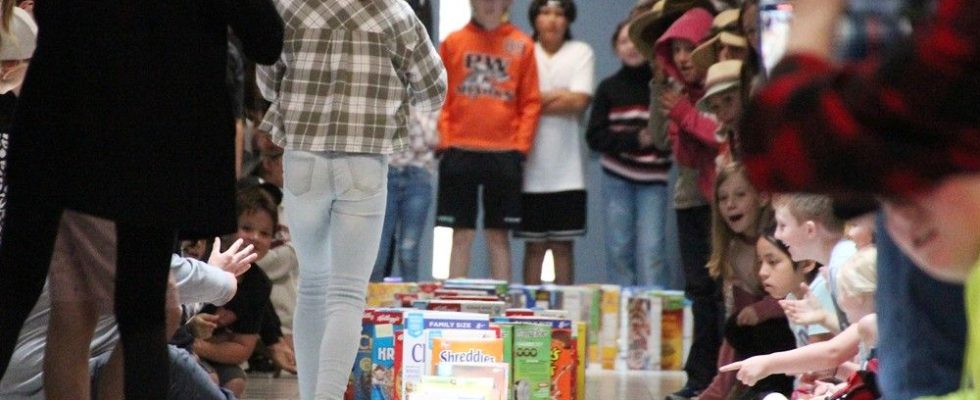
[665,386,701,400]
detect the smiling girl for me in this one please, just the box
[698,162,793,399]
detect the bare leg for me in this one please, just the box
[485,229,511,281]
[449,228,475,278]
[44,301,99,400]
[522,241,548,284]
[550,240,575,285]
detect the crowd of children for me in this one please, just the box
[1,0,979,399]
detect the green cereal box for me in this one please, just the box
[512,323,553,400]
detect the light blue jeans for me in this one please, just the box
[600,171,669,288]
[371,165,433,283]
[282,150,387,400]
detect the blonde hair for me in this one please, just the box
[771,193,844,233]
[836,248,877,297]
[707,162,772,279]
[1,0,13,35]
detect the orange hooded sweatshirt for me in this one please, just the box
[437,21,541,155]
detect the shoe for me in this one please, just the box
[665,386,701,400]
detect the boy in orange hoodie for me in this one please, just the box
[437,0,542,280]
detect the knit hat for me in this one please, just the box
[628,0,715,60]
[0,8,37,61]
[697,59,742,110]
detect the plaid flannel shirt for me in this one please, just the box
[257,0,447,154]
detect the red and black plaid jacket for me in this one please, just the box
[739,0,980,197]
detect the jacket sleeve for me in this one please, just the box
[514,46,542,155]
[224,0,285,65]
[405,20,447,113]
[585,84,642,153]
[169,255,237,306]
[436,40,455,151]
[649,80,672,152]
[667,96,721,149]
[749,295,786,322]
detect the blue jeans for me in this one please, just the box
[89,346,235,400]
[600,171,669,287]
[282,151,388,400]
[371,166,433,283]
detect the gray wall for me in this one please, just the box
[407,0,683,287]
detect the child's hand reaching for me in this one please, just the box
[720,356,772,387]
[208,237,257,277]
[779,283,831,328]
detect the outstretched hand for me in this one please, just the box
[720,356,771,387]
[208,237,257,277]
[779,282,827,326]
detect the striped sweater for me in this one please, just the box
[586,64,672,183]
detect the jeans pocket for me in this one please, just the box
[284,152,315,197]
[339,154,387,200]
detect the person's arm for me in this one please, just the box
[648,79,672,153]
[720,324,861,387]
[194,333,260,365]
[739,0,980,195]
[664,93,721,149]
[748,295,786,323]
[171,238,257,306]
[514,48,542,155]
[223,0,284,65]
[435,40,455,152]
[584,85,646,153]
[541,45,594,116]
[540,90,592,115]
[255,243,297,281]
[404,19,447,113]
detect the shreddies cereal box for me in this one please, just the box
[401,311,491,399]
[430,337,504,374]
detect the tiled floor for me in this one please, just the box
[242,369,687,400]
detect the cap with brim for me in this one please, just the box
[628,1,665,60]
[0,8,38,61]
[692,31,747,71]
[628,0,716,60]
[696,59,742,110]
[697,81,739,110]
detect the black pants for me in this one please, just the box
[0,190,175,399]
[677,205,723,390]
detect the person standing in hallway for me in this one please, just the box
[436,0,542,281]
[0,1,283,398]
[256,0,446,398]
[517,0,594,285]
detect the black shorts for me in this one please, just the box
[436,148,523,230]
[514,190,587,240]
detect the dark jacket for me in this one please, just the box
[8,0,283,235]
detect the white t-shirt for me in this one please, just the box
[523,41,595,193]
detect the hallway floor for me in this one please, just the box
[243,369,688,399]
